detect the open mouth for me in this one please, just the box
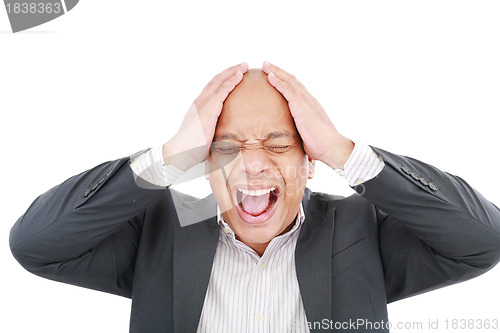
[236,187,279,217]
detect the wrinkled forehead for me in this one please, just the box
[216,69,298,139]
[213,130,299,144]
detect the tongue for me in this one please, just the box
[241,193,271,216]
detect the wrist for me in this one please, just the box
[323,136,355,170]
[162,140,208,172]
[163,141,194,172]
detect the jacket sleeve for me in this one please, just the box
[9,151,168,298]
[357,147,500,303]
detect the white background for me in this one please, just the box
[1,1,499,332]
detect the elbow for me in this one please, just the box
[465,213,500,271]
[488,235,500,268]
[451,224,500,274]
[10,234,34,272]
[483,220,500,269]
[9,221,44,273]
[10,239,52,276]
[469,231,500,272]
[482,207,500,268]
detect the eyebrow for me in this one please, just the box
[213,131,296,142]
[265,131,296,140]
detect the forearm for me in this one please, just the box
[359,147,500,267]
[10,152,166,270]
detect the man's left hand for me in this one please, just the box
[262,62,354,170]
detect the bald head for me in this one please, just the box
[216,68,295,141]
[224,68,287,109]
[240,68,269,83]
[236,68,274,89]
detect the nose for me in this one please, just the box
[240,148,270,176]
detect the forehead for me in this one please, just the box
[215,69,297,140]
[213,130,298,142]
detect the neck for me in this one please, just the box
[239,216,297,257]
[249,242,270,257]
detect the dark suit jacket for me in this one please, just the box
[9,147,500,332]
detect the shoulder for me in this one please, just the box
[305,188,379,231]
[305,187,374,212]
[305,189,381,251]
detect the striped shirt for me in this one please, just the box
[196,205,307,332]
[130,143,384,332]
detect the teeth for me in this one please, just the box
[238,187,275,196]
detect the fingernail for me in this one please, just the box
[263,61,271,67]
[269,72,276,77]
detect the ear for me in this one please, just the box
[307,156,315,179]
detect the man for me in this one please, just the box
[10,62,500,332]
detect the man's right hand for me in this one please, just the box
[162,62,249,171]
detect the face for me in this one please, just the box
[206,69,314,246]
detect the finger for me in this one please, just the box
[208,62,249,89]
[262,61,295,81]
[214,70,245,104]
[267,71,299,105]
[263,61,307,94]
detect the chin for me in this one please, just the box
[226,210,288,243]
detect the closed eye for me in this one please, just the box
[264,145,292,153]
[213,147,241,154]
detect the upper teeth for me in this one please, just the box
[238,187,275,196]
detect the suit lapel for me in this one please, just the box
[295,189,335,330]
[173,193,219,333]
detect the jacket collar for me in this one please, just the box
[172,192,219,333]
[295,188,335,327]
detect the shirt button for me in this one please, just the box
[223,228,231,234]
[255,314,263,322]
[259,262,266,271]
